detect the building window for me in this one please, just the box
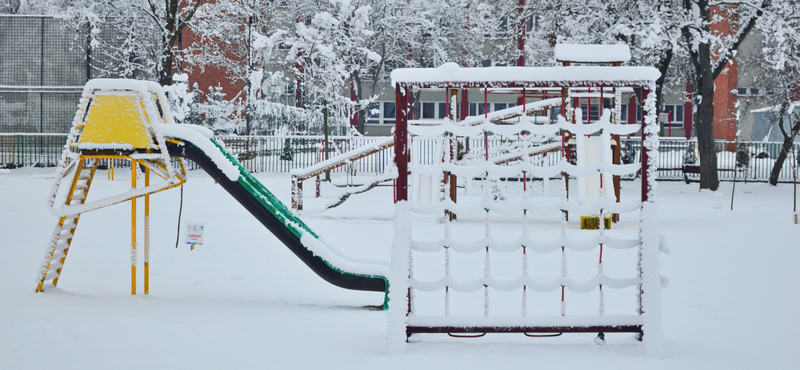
[383,102,395,124]
[738,87,748,96]
[662,105,684,128]
[620,104,628,122]
[479,103,490,116]
[422,102,436,119]
[367,102,380,124]
[579,103,601,122]
[750,88,759,96]
[364,101,400,125]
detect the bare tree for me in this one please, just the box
[139,0,201,86]
[680,0,773,190]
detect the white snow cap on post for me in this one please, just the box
[555,44,631,64]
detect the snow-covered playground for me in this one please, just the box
[1,167,798,369]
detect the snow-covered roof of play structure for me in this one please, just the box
[391,63,658,88]
[83,78,175,124]
[554,44,631,63]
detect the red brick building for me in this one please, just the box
[710,4,739,142]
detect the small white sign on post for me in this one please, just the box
[185,225,204,250]
[658,113,670,123]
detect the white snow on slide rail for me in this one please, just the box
[156,124,389,279]
[300,233,389,278]
[158,124,240,182]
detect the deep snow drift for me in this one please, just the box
[1,168,799,369]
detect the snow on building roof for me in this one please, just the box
[554,44,632,63]
[750,101,800,113]
[391,63,659,88]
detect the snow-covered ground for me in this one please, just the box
[2,167,799,369]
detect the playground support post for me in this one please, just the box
[793,142,797,224]
[395,85,408,202]
[144,164,150,295]
[641,88,651,202]
[131,159,137,296]
[448,89,459,220]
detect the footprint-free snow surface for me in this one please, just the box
[2,168,799,369]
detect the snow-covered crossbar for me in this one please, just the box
[388,64,664,356]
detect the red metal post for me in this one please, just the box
[517,0,526,67]
[628,94,637,126]
[516,0,526,106]
[395,85,409,202]
[600,88,604,116]
[561,87,566,157]
[445,89,449,118]
[461,89,469,120]
[641,88,650,202]
[668,112,672,137]
[484,87,488,118]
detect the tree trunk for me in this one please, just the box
[769,103,799,186]
[696,41,720,190]
[160,49,174,86]
[353,71,366,134]
[770,136,796,185]
[654,48,674,132]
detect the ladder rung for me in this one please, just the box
[62,221,76,229]
[48,261,63,270]
[71,192,85,201]
[51,251,66,260]
[59,230,73,239]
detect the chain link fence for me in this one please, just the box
[1,16,85,133]
[0,15,140,134]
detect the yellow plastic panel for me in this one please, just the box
[79,93,154,149]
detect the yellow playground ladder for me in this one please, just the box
[36,157,99,292]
